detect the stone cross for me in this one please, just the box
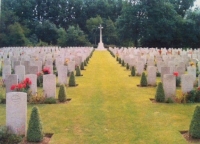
[98,24,103,43]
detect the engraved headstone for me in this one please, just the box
[5,74,18,93]
[6,92,27,135]
[58,66,68,84]
[181,74,194,93]
[43,74,56,98]
[187,66,196,82]
[147,66,156,86]
[161,66,170,82]
[15,65,25,82]
[163,74,176,100]
[2,65,11,80]
[29,65,39,75]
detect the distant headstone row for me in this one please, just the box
[110,47,200,100]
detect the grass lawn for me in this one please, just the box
[0,50,198,143]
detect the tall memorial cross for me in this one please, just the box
[98,24,103,43]
[97,24,105,50]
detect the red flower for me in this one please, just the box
[43,67,50,74]
[18,83,23,89]
[173,72,179,77]
[10,85,16,90]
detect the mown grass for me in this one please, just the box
[0,50,198,143]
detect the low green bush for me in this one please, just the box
[58,85,67,102]
[189,106,200,138]
[140,72,147,87]
[44,97,57,104]
[27,107,43,142]
[0,126,22,143]
[155,82,165,102]
[126,63,129,70]
[69,72,76,87]
[131,66,135,76]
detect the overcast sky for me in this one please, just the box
[194,0,200,7]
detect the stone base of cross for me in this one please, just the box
[96,42,105,51]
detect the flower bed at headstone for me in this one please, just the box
[10,78,32,92]
[37,67,51,87]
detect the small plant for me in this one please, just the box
[185,89,197,103]
[131,66,135,76]
[140,72,147,87]
[173,72,181,87]
[75,66,82,76]
[27,107,43,142]
[166,98,174,103]
[58,85,67,102]
[118,58,121,64]
[84,60,87,66]
[189,106,200,138]
[155,82,165,102]
[42,67,50,74]
[68,72,76,87]
[116,57,119,61]
[156,72,161,77]
[0,126,22,143]
[29,93,45,104]
[44,97,57,104]
[80,62,85,70]
[126,63,129,70]
[121,60,125,66]
[56,83,61,87]
[37,72,43,87]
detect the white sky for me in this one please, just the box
[194,0,200,7]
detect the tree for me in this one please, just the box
[66,25,90,46]
[57,28,67,47]
[7,22,30,46]
[86,15,103,45]
[35,20,59,45]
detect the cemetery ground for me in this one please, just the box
[0,50,198,144]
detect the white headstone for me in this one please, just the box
[6,92,27,135]
[43,74,56,98]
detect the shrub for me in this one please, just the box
[140,72,147,87]
[155,82,165,102]
[131,66,135,76]
[189,106,200,138]
[44,97,57,104]
[27,107,43,142]
[84,60,87,66]
[116,57,119,61]
[156,72,161,77]
[69,72,76,87]
[58,85,67,102]
[195,88,200,102]
[0,126,22,144]
[175,77,181,87]
[121,60,125,66]
[126,63,129,70]
[185,89,196,103]
[29,93,45,104]
[80,62,84,70]
[118,58,121,64]
[75,66,82,76]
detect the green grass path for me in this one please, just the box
[0,50,198,143]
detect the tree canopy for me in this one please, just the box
[0,0,200,48]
